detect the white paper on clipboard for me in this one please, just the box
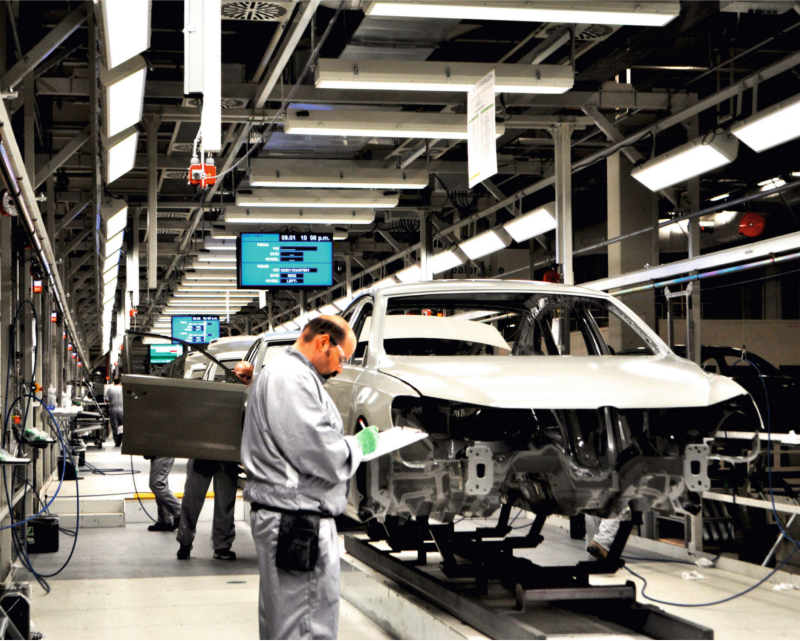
[361,427,429,462]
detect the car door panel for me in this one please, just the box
[121,374,247,462]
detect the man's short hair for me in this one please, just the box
[300,317,347,346]
[113,376,121,384]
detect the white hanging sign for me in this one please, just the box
[468,68,497,188]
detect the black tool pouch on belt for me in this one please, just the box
[276,512,321,572]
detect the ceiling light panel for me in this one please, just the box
[236,189,398,209]
[460,229,512,260]
[249,159,429,189]
[285,109,505,140]
[225,208,375,225]
[101,200,128,240]
[364,1,680,26]
[100,56,147,138]
[316,59,573,94]
[430,249,465,274]
[395,265,422,283]
[104,127,139,184]
[730,93,800,153]
[99,0,151,69]
[631,134,739,192]
[503,202,557,242]
[104,231,125,257]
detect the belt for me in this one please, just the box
[250,502,333,518]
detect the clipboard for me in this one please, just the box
[360,426,429,462]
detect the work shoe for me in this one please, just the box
[213,548,236,561]
[177,544,192,560]
[0,448,30,465]
[587,540,609,560]
[148,522,174,532]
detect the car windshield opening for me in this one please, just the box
[381,292,661,357]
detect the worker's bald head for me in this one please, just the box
[234,360,254,385]
[295,315,356,378]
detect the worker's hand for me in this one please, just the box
[355,425,380,456]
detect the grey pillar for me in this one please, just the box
[686,113,702,364]
[552,124,574,285]
[23,74,35,179]
[146,117,159,291]
[299,290,307,324]
[606,153,659,344]
[419,211,433,281]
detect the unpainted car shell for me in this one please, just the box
[326,280,748,523]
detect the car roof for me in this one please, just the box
[358,279,615,301]
[206,335,258,355]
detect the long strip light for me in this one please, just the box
[100,56,147,138]
[731,93,800,153]
[503,202,557,242]
[225,208,375,225]
[98,0,151,69]
[364,1,680,27]
[631,133,739,192]
[460,228,512,260]
[395,264,422,283]
[316,59,573,94]
[249,159,429,189]
[236,189,398,209]
[104,126,139,184]
[430,249,465,274]
[285,109,506,140]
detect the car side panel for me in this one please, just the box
[121,374,247,462]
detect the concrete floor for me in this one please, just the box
[18,443,800,640]
[21,444,392,640]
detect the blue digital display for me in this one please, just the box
[238,233,333,289]
[171,316,220,345]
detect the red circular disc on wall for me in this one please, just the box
[738,212,766,238]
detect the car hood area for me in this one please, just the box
[378,354,746,409]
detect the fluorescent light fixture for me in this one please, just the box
[460,228,512,260]
[715,211,739,225]
[173,293,254,299]
[104,263,119,284]
[395,264,422,283]
[316,59,573,94]
[249,159,428,190]
[104,230,125,256]
[364,1,680,26]
[236,189,398,209]
[760,178,785,191]
[101,199,128,240]
[225,208,375,225]
[184,271,237,280]
[319,303,341,315]
[430,249,465,274]
[731,93,800,153]
[98,0,151,69]
[307,310,322,321]
[100,56,147,137]
[709,193,730,202]
[285,109,505,140]
[373,276,398,290]
[191,264,238,270]
[103,251,121,274]
[104,127,139,183]
[103,279,118,302]
[195,252,237,262]
[631,133,739,192]
[503,202,557,243]
[283,320,300,331]
[204,239,238,251]
[163,310,236,315]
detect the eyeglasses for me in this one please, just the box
[328,336,347,365]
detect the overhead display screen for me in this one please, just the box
[171,316,220,345]
[149,344,184,365]
[238,232,333,289]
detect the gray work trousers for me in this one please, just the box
[587,509,630,551]
[149,457,181,525]
[109,407,123,438]
[176,460,237,550]
[251,509,340,640]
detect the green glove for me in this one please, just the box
[355,425,380,456]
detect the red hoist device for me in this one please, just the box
[188,140,216,190]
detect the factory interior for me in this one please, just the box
[2,0,800,639]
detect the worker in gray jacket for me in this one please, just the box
[241,316,380,640]
[105,376,124,447]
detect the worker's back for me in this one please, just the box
[106,384,123,411]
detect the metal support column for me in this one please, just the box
[299,290,307,325]
[23,74,35,178]
[345,256,352,298]
[552,124,574,285]
[419,211,433,281]
[146,116,159,292]
[686,113,702,365]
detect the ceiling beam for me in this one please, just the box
[34,124,91,188]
